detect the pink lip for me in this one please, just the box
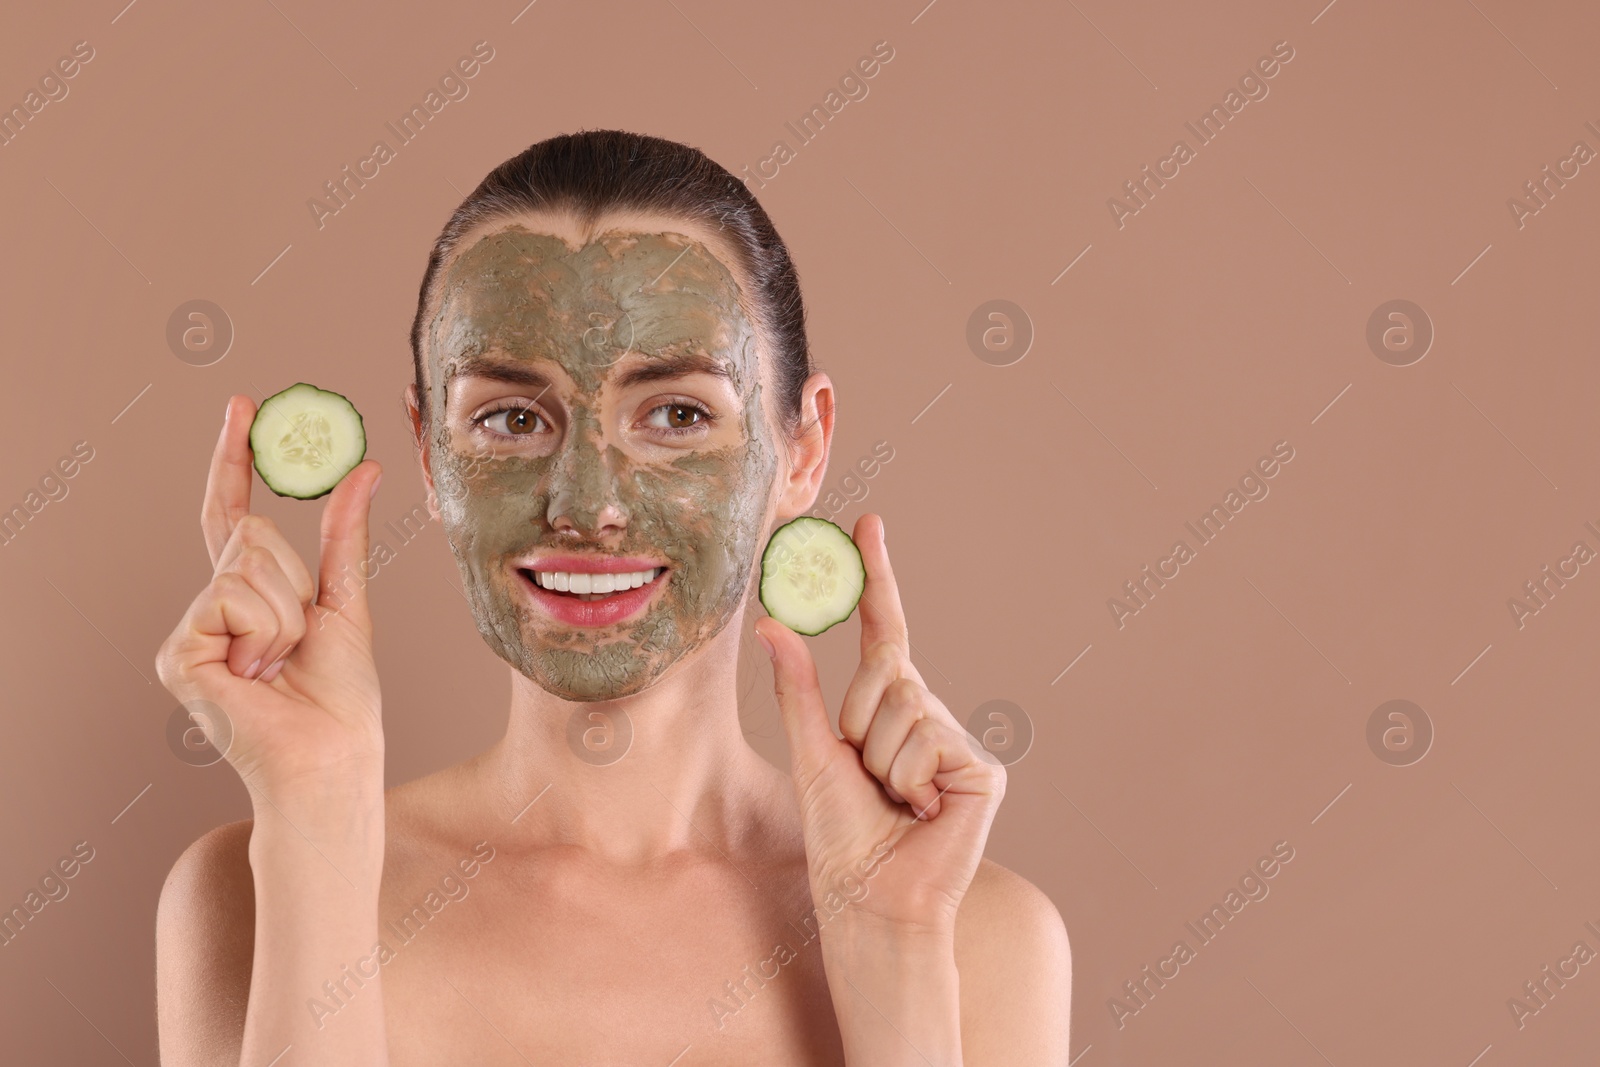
[514,566,668,628]
[517,554,668,574]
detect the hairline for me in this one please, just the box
[418,209,769,382]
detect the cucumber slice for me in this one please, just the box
[248,383,366,500]
[759,517,865,636]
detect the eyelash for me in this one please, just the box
[645,399,717,436]
[473,400,549,438]
[470,398,718,440]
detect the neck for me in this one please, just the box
[475,610,788,864]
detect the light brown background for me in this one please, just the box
[2,0,1597,1063]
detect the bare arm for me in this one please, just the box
[156,791,387,1066]
[156,821,256,1064]
[246,782,386,1065]
[759,515,1072,1065]
[155,394,390,1065]
[954,860,1073,1065]
[812,860,1070,1067]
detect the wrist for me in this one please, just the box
[247,773,386,860]
[248,750,385,806]
[821,901,956,945]
[822,911,956,963]
[820,914,963,1067]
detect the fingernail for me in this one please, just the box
[755,630,776,660]
[369,471,383,500]
[261,659,284,682]
[244,657,262,678]
[879,518,886,545]
[223,397,232,428]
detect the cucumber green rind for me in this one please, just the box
[248,382,367,500]
[758,516,866,636]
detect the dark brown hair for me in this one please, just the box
[409,128,811,433]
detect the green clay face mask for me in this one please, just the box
[423,223,780,701]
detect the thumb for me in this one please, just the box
[755,616,840,782]
[315,459,382,636]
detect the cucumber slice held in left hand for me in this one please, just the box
[248,382,367,500]
[759,517,866,636]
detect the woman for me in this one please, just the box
[155,129,1070,1065]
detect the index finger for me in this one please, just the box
[201,395,256,569]
[852,513,910,660]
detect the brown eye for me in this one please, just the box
[480,404,547,437]
[505,407,538,434]
[643,400,714,435]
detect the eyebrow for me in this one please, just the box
[450,349,733,394]
[612,349,733,389]
[452,357,558,391]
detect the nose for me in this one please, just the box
[545,415,628,537]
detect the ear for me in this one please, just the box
[775,371,835,523]
[404,382,442,522]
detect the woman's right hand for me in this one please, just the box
[156,394,386,796]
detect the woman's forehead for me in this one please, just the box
[428,215,764,395]
[441,227,740,316]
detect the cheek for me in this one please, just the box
[632,457,768,610]
[432,445,550,547]
[699,455,775,592]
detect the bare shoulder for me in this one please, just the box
[155,818,257,1066]
[954,857,1073,1065]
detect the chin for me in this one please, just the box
[516,643,674,703]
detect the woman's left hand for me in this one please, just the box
[755,512,1006,938]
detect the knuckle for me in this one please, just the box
[290,564,317,605]
[884,676,924,710]
[153,645,176,686]
[236,544,276,578]
[155,633,195,690]
[908,720,943,761]
[988,762,1009,801]
[210,574,267,631]
[155,662,183,695]
[211,570,249,597]
[235,513,276,541]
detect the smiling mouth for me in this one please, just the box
[519,567,666,601]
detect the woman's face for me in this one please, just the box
[419,218,782,701]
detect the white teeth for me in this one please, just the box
[529,567,661,595]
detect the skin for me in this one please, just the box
[153,209,1072,1066]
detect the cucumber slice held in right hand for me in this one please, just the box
[248,382,367,500]
[759,517,866,636]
